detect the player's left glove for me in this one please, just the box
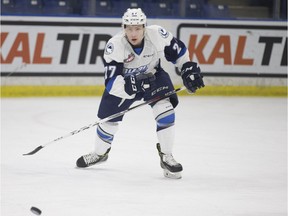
[124,72,156,95]
[181,61,204,93]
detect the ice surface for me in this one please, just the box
[1,96,287,216]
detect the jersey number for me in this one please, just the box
[104,65,116,79]
[173,43,181,55]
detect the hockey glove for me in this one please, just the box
[181,61,204,93]
[124,72,156,95]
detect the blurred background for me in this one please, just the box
[1,0,287,97]
[1,0,287,20]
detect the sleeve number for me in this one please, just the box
[104,65,116,79]
[173,42,182,55]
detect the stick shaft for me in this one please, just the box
[23,86,186,155]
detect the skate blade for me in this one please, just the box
[163,169,182,179]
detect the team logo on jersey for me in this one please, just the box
[124,65,148,75]
[158,27,169,38]
[105,42,114,55]
[124,53,135,63]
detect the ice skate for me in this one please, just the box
[156,143,183,179]
[76,148,110,168]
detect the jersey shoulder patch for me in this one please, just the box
[158,27,169,38]
[104,32,125,63]
[146,25,171,38]
[145,25,173,51]
[104,42,114,55]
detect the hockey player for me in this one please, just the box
[76,8,204,179]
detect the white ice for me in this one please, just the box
[1,96,287,216]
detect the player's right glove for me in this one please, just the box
[124,72,156,95]
[181,61,204,93]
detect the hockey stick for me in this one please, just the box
[23,86,186,156]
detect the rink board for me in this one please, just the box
[1,85,287,97]
[1,16,287,88]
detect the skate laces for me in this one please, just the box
[163,154,178,166]
[83,152,99,165]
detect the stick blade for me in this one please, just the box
[23,146,44,156]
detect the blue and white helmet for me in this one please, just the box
[122,8,147,27]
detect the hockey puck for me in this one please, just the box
[30,206,42,215]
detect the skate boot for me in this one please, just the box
[76,148,110,168]
[156,143,183,179]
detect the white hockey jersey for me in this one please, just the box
[103,25,190,99]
